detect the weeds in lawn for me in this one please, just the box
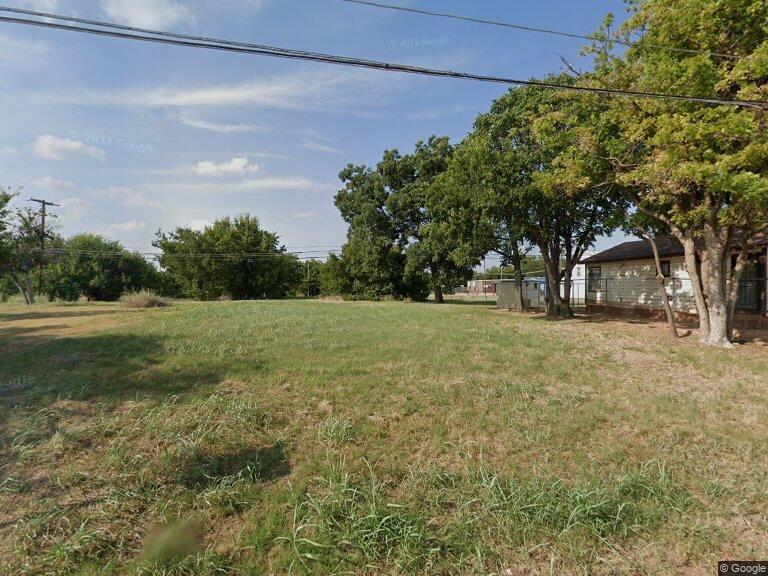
[285,458,692,573]
[317,418,355,447]
[120,290,169,309]
[11,509,119,575]
[284,460,430,573]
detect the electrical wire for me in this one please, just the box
[337,0,740,60]
[0,10,765,109]
[44,248,337,258]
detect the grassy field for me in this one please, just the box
[1,299,766,575]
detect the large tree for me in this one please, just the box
[0,189,14,301]
[595,0,768,346]
[380,137,472,303]
[432,136,531,311]
[154,215,302,300]
[334,164,430,301]
[443,78,626,318]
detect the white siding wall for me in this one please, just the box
[563,264,587,302]
[585,257,698,313]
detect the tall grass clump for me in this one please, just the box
[462,459,691,545]
[284,462,432,573]
[285,459,691,572]
[317,418,354,446]
[120,289,169,309]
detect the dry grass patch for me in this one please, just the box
[120,290,169,309]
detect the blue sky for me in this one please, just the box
[0,0,630,259]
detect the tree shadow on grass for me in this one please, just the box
[0,308,120,322]
[179,443,290,488]
[0,331,251,410]
[0,324,73,340]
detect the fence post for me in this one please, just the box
[604,277,609,317]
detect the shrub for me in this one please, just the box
[120,290,169,309]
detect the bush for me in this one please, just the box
[45,234,161,302]
[119,290,169,309]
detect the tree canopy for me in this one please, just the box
[591,0,768,345]
[44,234,160,302]
[154,215,302,300]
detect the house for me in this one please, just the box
[566,250,594,304]
[581,235,768,327]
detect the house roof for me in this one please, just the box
[582,233,768,265]
[582,236,683,264]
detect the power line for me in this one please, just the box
[338,0,739,60]
[0,9,765,110]
[44,248,338,260]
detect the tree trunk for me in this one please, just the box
[12,276,30,305]
[637,206,710,343]
[22,271,35,305]
[675,234,710,343]
[540,247,572,318]
[726,241,749,342]
[512,268,524,311]
[510,242,524,311]
[562,272,572,312]
[644,233,679,338]
[429,262,444,304]
[701,227,733,348]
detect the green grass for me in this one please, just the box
[1,299,767,574]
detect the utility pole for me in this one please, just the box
[28,197,59,294]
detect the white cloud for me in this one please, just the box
[0,32,50,67]
[147,176,333,196]
[63,69,393,112]
[91,186,163,209]
[109,220,147,231]
[58,196,91,219]
[31,176,74,190]
[302,138,343,156]
[206,176,326,192]
[187,219,211,231]
[94,185,133,198]
[1,147,19,155]
[179,113,265,134]
[235,151,291,160]
[194,157,259,177]
[15,0,59,11]
[59,196,90,208]
[227,0,267,10]
[123,192,164,209]
[100,0,194,29]
[34,135,106,162]
[288,211,315,220]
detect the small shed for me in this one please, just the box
[496,279,544,310]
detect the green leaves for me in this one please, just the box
[153,215,301,300]
[607,0,768,237]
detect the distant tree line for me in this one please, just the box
[0,198,319,303]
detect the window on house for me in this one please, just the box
[587,266,602,292]
[659,260,671,277]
